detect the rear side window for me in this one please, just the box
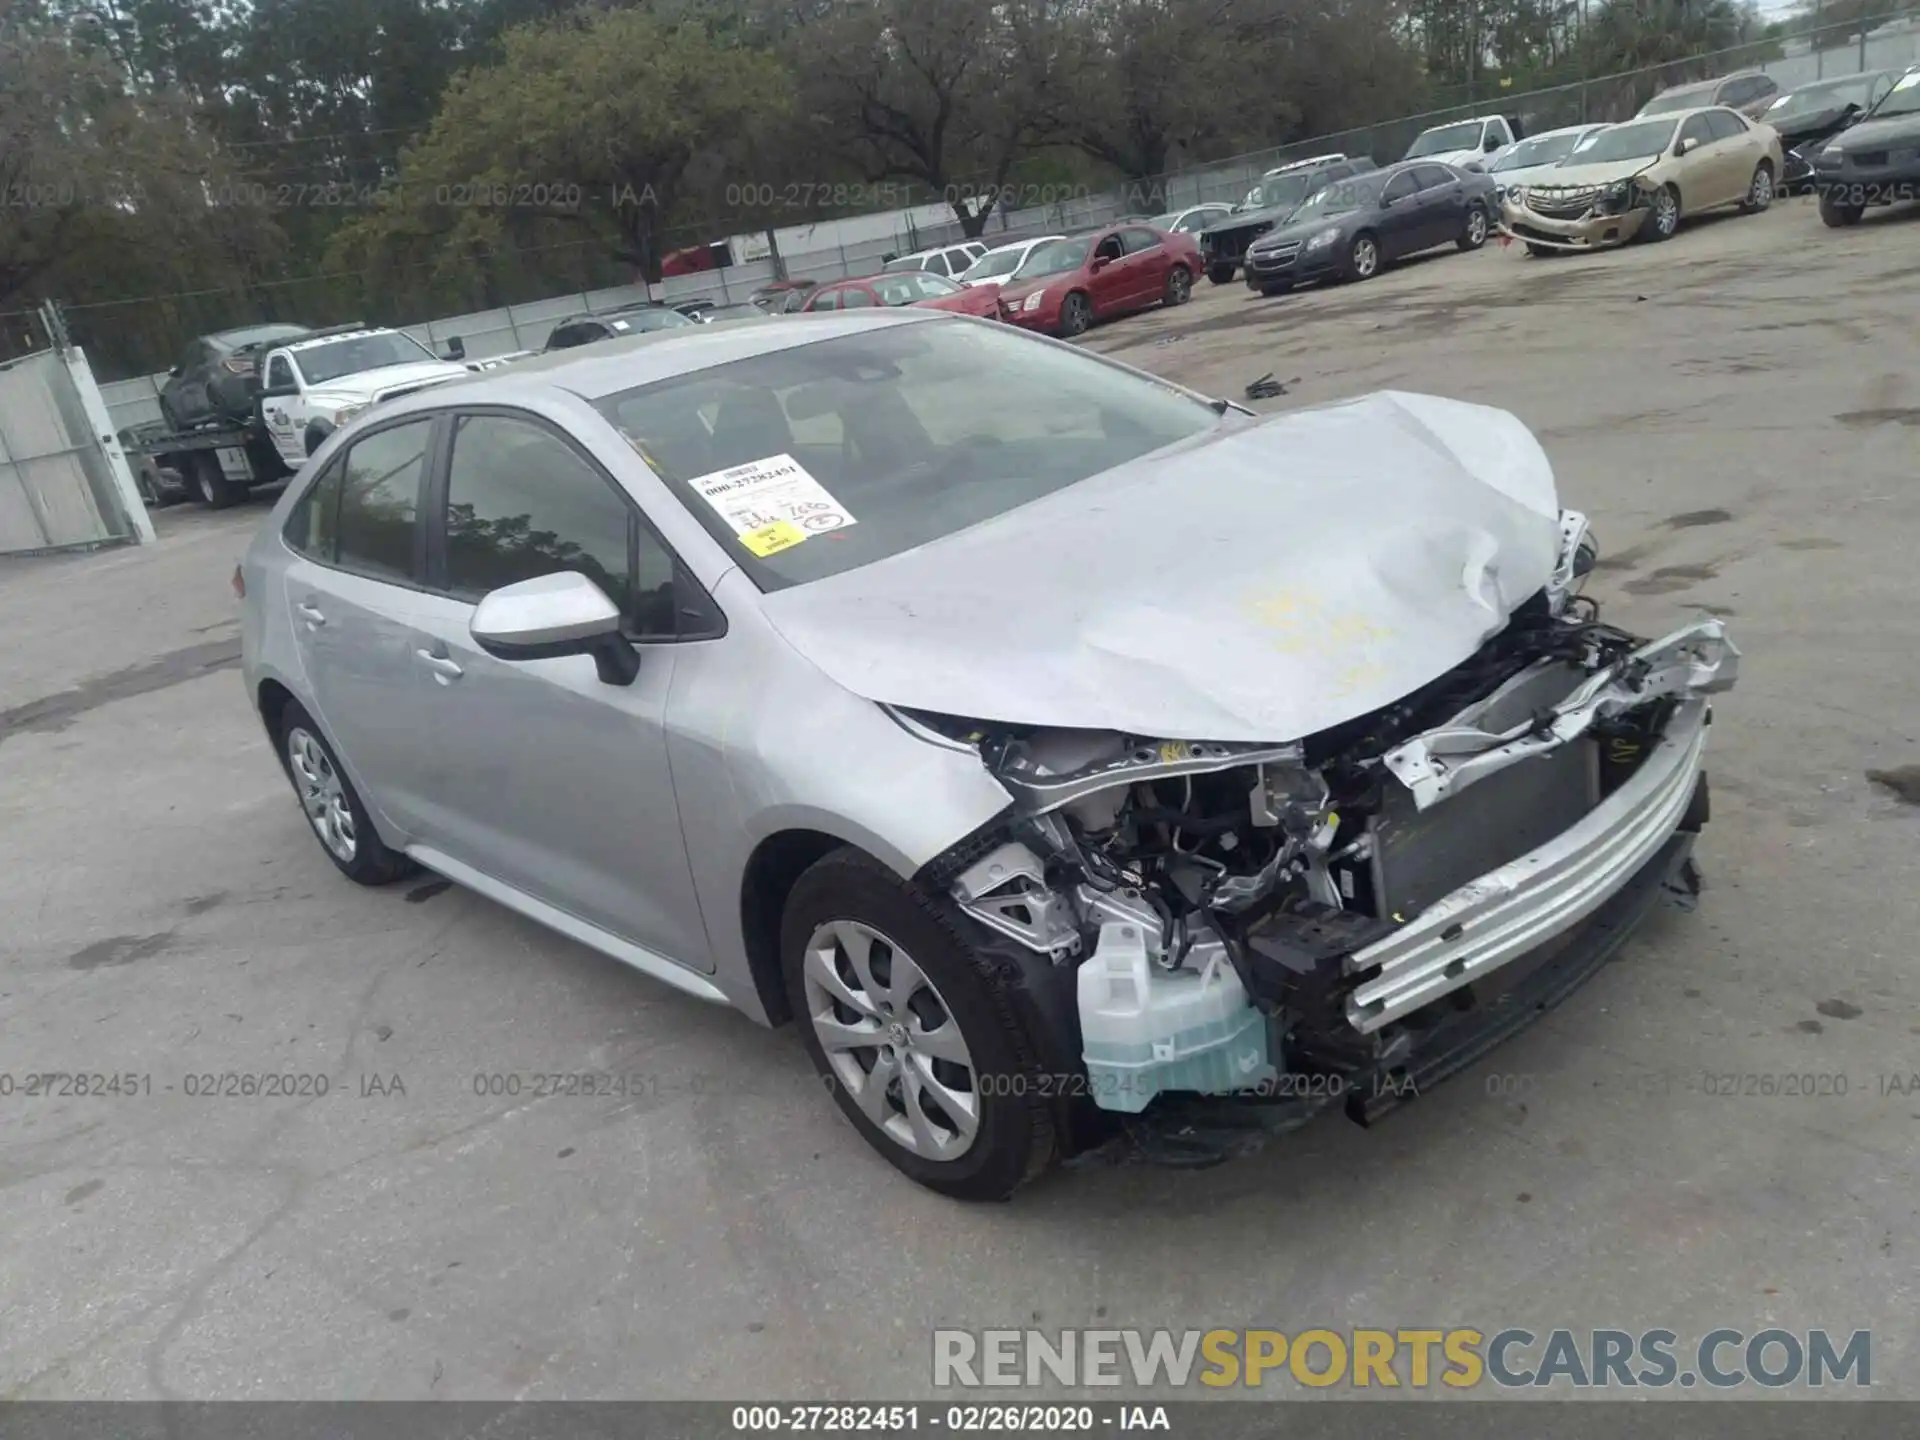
[283,458,344,558]
[1383,171,1420,203]
[1704,109,1746,141]
[838,287,877,308]
[441,413,678,637]
[1120,227,1163,254]
[334,419,432,584]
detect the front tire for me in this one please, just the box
[781,848,1058,1201]
[1056,290,1092,338]
[1739,161,1774,214]
[1162,264,1192,307]
[304,419,335,456]
[157,395,186,434]
[1457,203,1490,250]
[276,702,416,885]
[1207,262,1237,285]
[1642,185,1680,243]
[1819,192,1865,227]
[1346,231,1381,281]
[1258,282,1292,297]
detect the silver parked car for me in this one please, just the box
[239,311,1738,1199]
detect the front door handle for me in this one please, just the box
[416,648,464,683]
[296,601,326,628]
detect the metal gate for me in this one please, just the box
[0,345,153,556]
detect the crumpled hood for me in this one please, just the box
[310,360,472,404]
[756,391,1565,742]
[1530,157,1656,189]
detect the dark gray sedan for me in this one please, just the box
[1242,162,1499,296]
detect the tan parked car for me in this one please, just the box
[1500,106,1783,254]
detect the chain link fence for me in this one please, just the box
[82,6,1920,432]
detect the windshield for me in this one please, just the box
[1406,121,1483,157]
[1237,172,1319,213]
[1013,237,1093,278]
[1639,87,1712,116]
[294,332,437,385]
[1491,130,1594,171]
[1287,173,1386,221]
[594,322,1217,591]
[1768,75,1880,120]
[961,245,1046,282]
[881,255,928,273]
[1565,117,1677,164]
[1869,70,1920,118]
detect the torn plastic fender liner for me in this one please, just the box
[1380,617,1740,811]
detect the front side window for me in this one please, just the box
[1704,109,1747,141]
[1678,114,1716,152]
[266,355,295,390]
[334,419,432,583]
[1382,171,1420,203]
[442,414,677,636]
[1014,238,1093,278]
[1413,165,1459,189]
[595,321,1218,593]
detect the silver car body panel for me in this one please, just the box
[1381,617,1739,810]
[1349,697,1712,1032]
[755,390,1564,742]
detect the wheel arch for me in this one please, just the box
[738,827,862,1027]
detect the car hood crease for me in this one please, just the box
[756,391,1565,742]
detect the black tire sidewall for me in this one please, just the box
[1460,204,1488,249]
[780,849,1054,1201]
[1059,293,1090,337]
[1164,265,1190,304]
[275,700,414,886]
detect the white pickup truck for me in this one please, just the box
[1402,114,1521,171]
[256,327,471,467]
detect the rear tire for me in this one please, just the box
[275,701,416,886]
[1738,161,1774,214]
[1819,192,1864,227]
[1207,262,1237,285]
[304,419,335,456]
[781,848,1059,1201]
[191,452,242,509]
[1258,282,1292,298]
[158,394,186,434]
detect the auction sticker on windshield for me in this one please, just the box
[688,453,858,558]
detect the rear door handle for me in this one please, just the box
[416,648,464,682]
[296,601,326,628]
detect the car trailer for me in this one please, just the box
[118,416,291,511]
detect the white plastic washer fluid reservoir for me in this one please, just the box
[1076,921,1275,1113]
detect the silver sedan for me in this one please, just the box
[239,310,1737,1198]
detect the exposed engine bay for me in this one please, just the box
[909,514,1740,1116]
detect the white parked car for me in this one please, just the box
[1403,115,1519,172]
[257,328,471,467]
[1144,203,1237,236]
[883,242,990,279]
[956,235,1067,289]
[1486,123,1612,204]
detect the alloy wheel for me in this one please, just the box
[802,919,980,1162]
[1654,190,1679,237]
[1749,168,1773,210]
[1352,236,1379,278]
[1467,208,1488,246]
[287,726,357,863]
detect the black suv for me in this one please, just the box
[1198,155,1378,284]
[541,304,697,351]
[1813,65,1920,226]
[157,324,313,432]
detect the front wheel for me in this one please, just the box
[1819,192,1865,228]
[782,849,1058,1200]
[1206,262,1237,285]
[1739,162,1774,214]
[1347,231,1381,281]
[1162,264,1192,307]
[1457,203,1490,251]
[191,452,242,509]
[1056,290,1092,338]
[1642,185,1680,243]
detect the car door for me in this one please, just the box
[1115,226,1168,307]
[400,409,717,968]
[278,415,441,834]
[1085,231,1130,314]
[1375,170,1426,258]
[1672,113,1724,205]
[1705,109,1762,200]
[258,351,306,467]
[1412,164,1467,249]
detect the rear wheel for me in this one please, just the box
[191,452,242,509]
[1056,290,1092,338]
[1739,161,1774,214]
[1206,262,1237,285]
[1819,192,1865,228]
[276,702,416,885]
[1162,264,1192,307]
[781,848,1059,1200]
[1457,203,1490,250]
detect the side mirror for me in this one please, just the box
[168,365,182,378]
[1090,254,1114,271]
[470,571,639,687]
[443,336,466,361]
[1679,136,1699,155]
[1484,135,1500,152]
[259,381,299,398]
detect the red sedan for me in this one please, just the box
[995,224,1201,338]
[800,271,1002,318]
